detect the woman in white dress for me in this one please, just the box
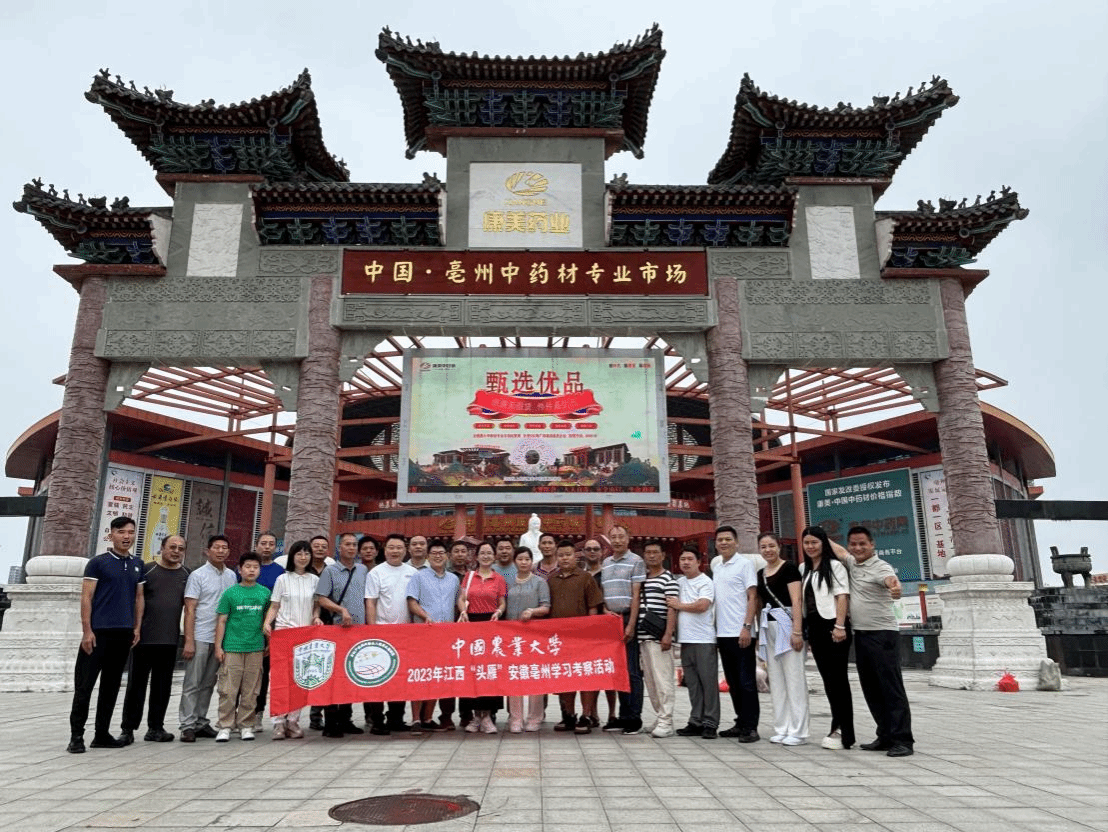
[262,540,319,739]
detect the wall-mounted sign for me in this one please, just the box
[469,163,582,248]
[806,468,922,580]
[399,348,670,504]
[97,467,144,548]
[144,475,184,561]
[341,250,707,296]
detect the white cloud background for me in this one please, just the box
[1,1,1104,582]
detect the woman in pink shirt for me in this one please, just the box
[458,541,507,733]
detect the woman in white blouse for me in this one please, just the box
[262,540,319,740]
[799,526,854,750]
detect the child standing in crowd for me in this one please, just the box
[213,551,270,742]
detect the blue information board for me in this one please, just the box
[806,468,922,580]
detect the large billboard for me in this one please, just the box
[806,468,922,580]
[399,348,669,504]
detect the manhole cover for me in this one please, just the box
[329,794,480,825]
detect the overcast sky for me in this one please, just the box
[1,1,1104,583]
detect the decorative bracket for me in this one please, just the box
[893,362,940,412]
[259,360,301,411]
[338,330,390,383]
[104,361,150,410]
[747,364,787,414]
[660,332,709,384]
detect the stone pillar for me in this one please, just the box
[285,275,341,543]
[705,278,759,553]
[0,275,110,691]
[929,277,1055,690]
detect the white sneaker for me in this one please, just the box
[215,728,231,742]
[240,728,255,741]
[821,733,844,750]
[464,720,480,733]
[651,725,674,739]
[480,716,498,734]
[770,734,786,743]
[782,736,806,746]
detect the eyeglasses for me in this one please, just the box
[583,546,601,551]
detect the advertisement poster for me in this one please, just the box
[918,468,952,577]
[97,467,144,548]
[143,475,184,561]
[806,468,922,580]
[399,348,669,504]
[270,616,629,712]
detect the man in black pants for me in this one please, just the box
[833,527,914,757]
[710,525,761,742]
[120,534,190,744]
[68,516,145,753]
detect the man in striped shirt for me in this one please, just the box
[638,539,678,738]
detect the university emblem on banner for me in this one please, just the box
[292,639,335,690]
[345,639,400,688]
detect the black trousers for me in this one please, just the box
[121,643,178,732]
[70,628,133,738]
[854,629,914,747]
[716,636,760,732]
[365,701,407,726]
[806,616,855,747]
[255,654,270,715]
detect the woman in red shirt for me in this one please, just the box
[458,541,507,733]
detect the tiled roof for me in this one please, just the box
[253,178,442,208]
[376,26,665,158]
[708,74,959,188]
[85,69,349,181]
[13,180,169,259]
[607,181,796,211]
[881,188,1029,258]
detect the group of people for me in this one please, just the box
[66,516,913,759]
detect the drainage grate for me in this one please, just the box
[329,794,481,826]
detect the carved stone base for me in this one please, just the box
[930,577,1061,691]
[0,556,85,692]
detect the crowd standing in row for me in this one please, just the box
[66,517,913,758]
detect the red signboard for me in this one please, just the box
[341,250,707,295]
[269,615,629,711]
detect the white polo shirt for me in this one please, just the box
[365,561,418,624]
[709,553,759,638]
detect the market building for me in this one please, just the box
[2,27,1053,691]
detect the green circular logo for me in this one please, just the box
[345,639,400,688]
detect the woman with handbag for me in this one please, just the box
[756,532,809,746]
[458,541,507,733]
[799,525,854,750]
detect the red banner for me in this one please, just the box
[269,616,628,712]
[467,389,602,420]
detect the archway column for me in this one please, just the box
[929,276,1055,690]
[285,275,341,543]
[705,277,759,554]
[0,274,111,690]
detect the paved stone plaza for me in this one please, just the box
[0,668,1103,832]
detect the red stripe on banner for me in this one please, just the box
[269,615,629,712]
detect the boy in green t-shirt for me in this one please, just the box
[214,551,270,741]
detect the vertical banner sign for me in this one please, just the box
[806,468,922,580]
[918,468,952,577]
[399,348,669,504]
[185,481,222,571]
[97,467,145,547]
[144,475,184,561]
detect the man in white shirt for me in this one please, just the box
[179,535,237,743]
[710,525,760,742]
[364,533,418,735]
[669,546,719,739]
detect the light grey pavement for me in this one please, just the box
[0,667,1104,832]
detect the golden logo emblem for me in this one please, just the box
[505,171,549,196]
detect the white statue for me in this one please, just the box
[519,513,542,559]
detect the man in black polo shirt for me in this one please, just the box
[68,516,145,753]
[119,534,190,744]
